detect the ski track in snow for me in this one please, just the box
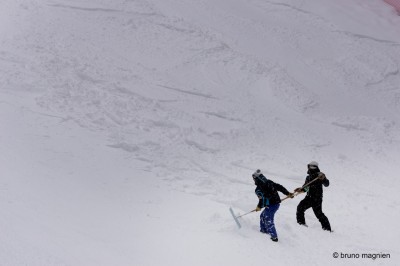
[1,0,400,265]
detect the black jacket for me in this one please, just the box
[254,175,290,208]
[301,167,329,200]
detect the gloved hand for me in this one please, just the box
[294,187,302,193]
[288,192,295,198]
[256,206,261,211]
[318,173,326,180]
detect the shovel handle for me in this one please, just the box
[280,176,320,201]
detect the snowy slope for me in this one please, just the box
[1,0,400,265]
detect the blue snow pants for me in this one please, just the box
[260,204,280,238]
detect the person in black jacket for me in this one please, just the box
[252,169,293,242]
[294,161,331,231]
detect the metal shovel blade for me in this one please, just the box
[229,207,242,229]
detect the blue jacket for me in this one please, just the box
[254,174,290,208]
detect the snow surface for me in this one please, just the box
[1,0,400,265]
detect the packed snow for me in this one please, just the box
[1,0,400,265]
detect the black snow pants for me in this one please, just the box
[296,196,331,231]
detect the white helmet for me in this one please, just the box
[252,169,262,178]
[308,161,319,169]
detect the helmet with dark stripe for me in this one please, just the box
[308,161,318,170]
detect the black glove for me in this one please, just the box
[318,173,326,180]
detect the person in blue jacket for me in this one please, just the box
[252,169,293,242]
